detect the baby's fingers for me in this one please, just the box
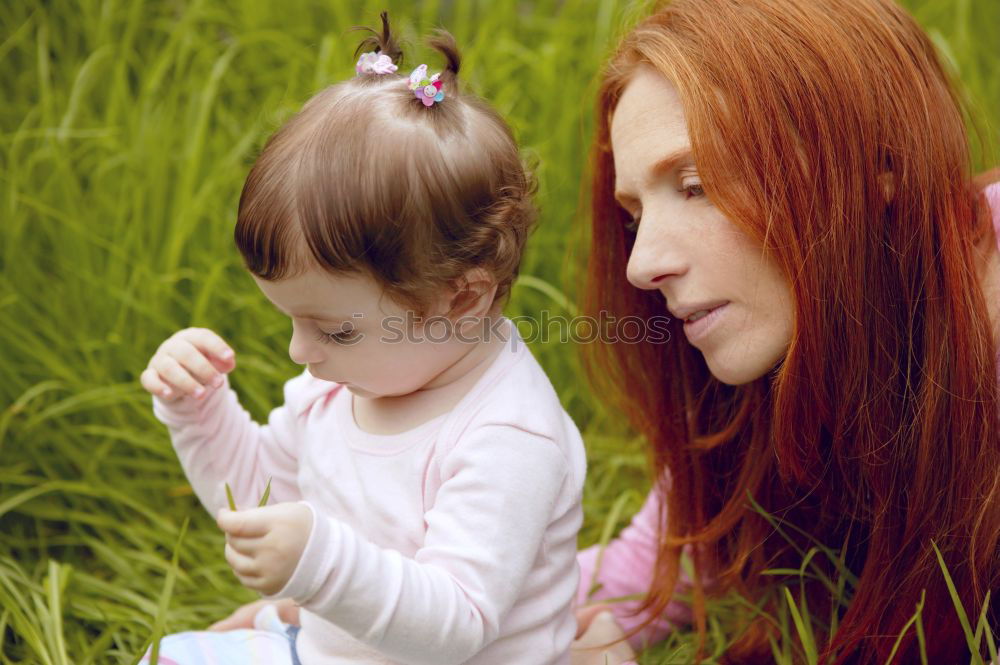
[177,327,236,372]
[154,353,214,400]
[139,366,177,401]
[174,337,231,390]
[207,599,272,631]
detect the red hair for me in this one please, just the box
[583,0,1000,662]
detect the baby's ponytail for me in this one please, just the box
[352,11,403,69]
[427,30,460,95]
[352,12,461,96]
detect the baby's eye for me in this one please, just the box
[314,323,357,345]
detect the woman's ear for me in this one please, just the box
[442,268,499,321]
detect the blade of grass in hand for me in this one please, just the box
[258,477,272,507]
[225,482,236,511]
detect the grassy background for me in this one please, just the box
[1,0,997,663]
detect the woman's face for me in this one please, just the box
[610,66,794,385]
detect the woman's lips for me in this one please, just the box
[682,302,729,342]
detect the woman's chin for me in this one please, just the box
[703,350,775,386]
[706,365,756,386]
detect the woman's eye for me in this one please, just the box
[624,213,641,233]
[683,183,705,199]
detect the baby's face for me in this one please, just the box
[252,269,473,397]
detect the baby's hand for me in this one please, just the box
[141,327,235,403]
[208,598,301,631]
[216,503,313,597]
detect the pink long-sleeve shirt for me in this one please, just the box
[576,181,1000,660]
[152,318,587,665]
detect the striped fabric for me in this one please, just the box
[139,604,300,665]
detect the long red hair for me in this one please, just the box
[582,0,1000,662]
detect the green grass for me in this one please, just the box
[1,0,998,663]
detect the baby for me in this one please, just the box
[139,13,586,665]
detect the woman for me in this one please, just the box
[573,0,1000,663]
[211,0,1000,663]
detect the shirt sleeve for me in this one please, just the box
[575,485,693,651]
[986,181,1000,247]
[151,368,324,517]
[265,424,571,665]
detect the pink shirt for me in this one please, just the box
[152,318,587,664]
[990,182,1000,245]
[576,181,1000,657]
[575,483,692,653]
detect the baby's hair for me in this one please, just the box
[235,12,537,319]
[351,11,402,67]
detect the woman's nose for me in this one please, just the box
[626,226,687,290]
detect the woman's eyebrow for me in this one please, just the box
[648,147,693,180]
[614,147,694,205]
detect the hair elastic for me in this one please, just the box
[355,51,398,76]
[408,64,445,106]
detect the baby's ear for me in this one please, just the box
[443,268,498,321]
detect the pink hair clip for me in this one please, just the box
[408,64,445,106]
[355,51,398,76]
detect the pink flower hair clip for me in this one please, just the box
[408,64,445,107]
[355,51,398,76]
